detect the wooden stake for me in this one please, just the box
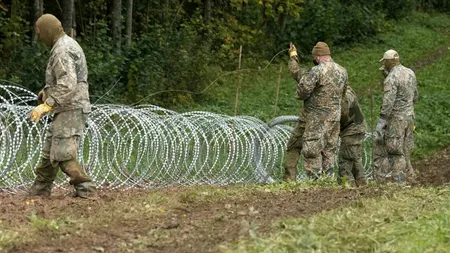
[370,86,374,171]
[273,65,283,118]
[234,45,242,116]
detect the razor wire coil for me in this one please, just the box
[0,84,374,193]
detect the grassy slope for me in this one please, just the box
[221,185,450,253]
[206,13,450,252]
[171,12,450,160]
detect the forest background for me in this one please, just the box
[0,0,449,160]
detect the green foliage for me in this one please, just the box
[413,53,450,160]
[381,0,418,20]
[280,0,387,58]
[222,186,450,253]
[0,10,47,93]
[0,229,19,251]
[0,0,444,106]
[28,212,70,231]
[171,12,450,162]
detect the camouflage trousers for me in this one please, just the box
[283,119,339,180]
[29,109,95,197]
[338,133,366,185]
[373,117,415,183]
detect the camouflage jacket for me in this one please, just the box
[44,34,91,114]
[380,64,418,120]
[289,57,348,122]
[340,86,366,137]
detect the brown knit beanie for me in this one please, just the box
[312,42,331,56]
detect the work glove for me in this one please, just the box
[37,90,46,105]
[289,42,298,58]
[29,102,53,123]
[375,118,386,143]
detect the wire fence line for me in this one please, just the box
[0,84,374,193]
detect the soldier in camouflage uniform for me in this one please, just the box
[283,42,348,180]
[373,49,418,183]
[338,86,366,187]
[28,14,95,198]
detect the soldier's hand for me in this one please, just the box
[289,42,298,58]
[29,102,53,123]
[375,118,386,143]
[375,130,384,143]
[37,90,46,105]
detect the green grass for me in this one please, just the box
[170,12,450,161]
[221,185,450,253]
[413,52,450,159]
[0,229,19,251]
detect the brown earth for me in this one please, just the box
[413,146,450,186]
[0,185,381,253]
[1,147,449,253]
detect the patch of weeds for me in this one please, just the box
[28,212,71,232]
[221,186,450,253]
[177,190,199,204]
[0,229,19,251]
[257,175,339,193]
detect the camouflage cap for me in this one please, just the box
[379,49,400,62]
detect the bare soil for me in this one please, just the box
[1,186,379,253]
[413,146,450,186]
[1,147,449,253]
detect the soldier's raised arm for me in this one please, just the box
[287,43,317,100]
[288,43,308,83]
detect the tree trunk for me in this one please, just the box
[11,0,18,18]
[62,0,74,36]
[112,0,122,53]
[160,0,169,23]
[32,0,44,44]
[125,0,133,48]
[278,11,287,33]
[72,0,77,37]
[203,0,211,24]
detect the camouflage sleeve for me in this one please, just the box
[45,53,77,107]
[340,87,354,129]
[296,66,319,100]
[380,78,397,119]
[340,73,349,122]
[413,78,419,104]
[288,56,305,83]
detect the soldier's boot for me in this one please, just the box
[303,154,322,181]
[325,168,335,176]
[28,158,57,197]
[283,150,299,181]
[305,170,320,181]
[405,162,417,184]
[390,154,406,184]
[60,160,96,198]
[29,181,52,197]
[74,182,97,198]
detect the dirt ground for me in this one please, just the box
[1,147,449,253]
[413,146,450,186]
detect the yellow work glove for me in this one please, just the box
[289,42,298,57]
[29,102,53,123]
